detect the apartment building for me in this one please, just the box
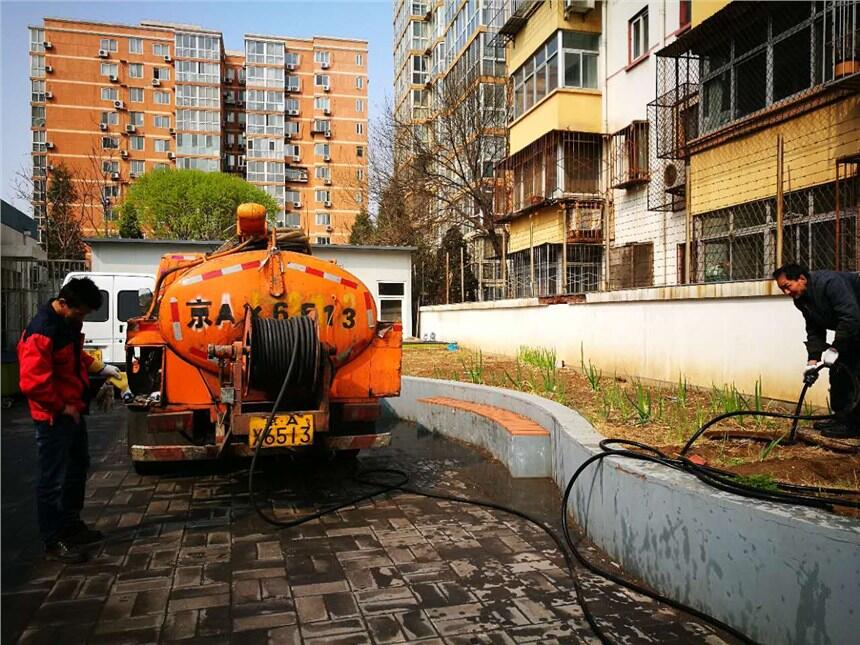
[392,1,508,297]
[28,18,368,245]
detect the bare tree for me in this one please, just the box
[77,140,120,237]
[387,72,508,257]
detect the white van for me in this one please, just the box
[62,272,155,365]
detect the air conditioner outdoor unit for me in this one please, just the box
[663,161,686,195]
[321,61,330,69]
[121,150,128,158]
[325,225,334,232]
[98,49,109,58]
[564,0,595,15]
[286,63,297,70]
[292,155,301,162]
[126,124,136,133]
[323,178,331,185]
[324,201,333,208]
[169,127,176,135]
[323,108,331,116]
[111,172,120,180]
[47,164,54,172]
[99,123,108,131]
[129,172,137,179]
[293,201,302,208]
[167,152,175,160]
[151,79,161,87]
[114,100,125,109]
[45,142,55,150]
[45,65,53,73]
[324,130,332,139]
[45,91,53,99]
[163,55,172,63]
[43,41,53,49]
[109,75,119,83]
[237,100,244,106]
[323,155,331,162]
[322,85,331,93]
[287,109,299,116]
[285,132,292,140]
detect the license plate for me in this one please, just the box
[248,414,314,448]
[85,348,103,364]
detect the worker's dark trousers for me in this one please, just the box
[830,348,860,430]
[34,415,90,546]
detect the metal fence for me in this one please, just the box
[1,258,86,352]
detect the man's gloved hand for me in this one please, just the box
[821,347,839,366]
[99,364,122,379]
[803,361,820,385]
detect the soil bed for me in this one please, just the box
[402,344,860,514]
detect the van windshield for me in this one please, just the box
[84,290,109,323]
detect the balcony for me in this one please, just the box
[609,121,649,189]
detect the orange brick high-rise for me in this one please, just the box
[29,18,369,244]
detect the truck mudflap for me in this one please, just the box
[130,431,391,461]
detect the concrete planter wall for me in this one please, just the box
[384,377,860,645]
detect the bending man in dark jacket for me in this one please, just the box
[17,277,119,562]
[773,263,860,438]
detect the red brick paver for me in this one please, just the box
[419,397,550,436]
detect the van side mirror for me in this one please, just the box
[138,288,153,313]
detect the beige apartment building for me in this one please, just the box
[29,18,368,244]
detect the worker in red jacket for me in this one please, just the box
[17,277,120,563]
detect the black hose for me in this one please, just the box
[249,315,319,394]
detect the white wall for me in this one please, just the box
[419,283,830,406]
[88,241,414,338]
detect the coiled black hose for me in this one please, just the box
[249,315,320,395]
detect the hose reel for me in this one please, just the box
[249,315,321,397]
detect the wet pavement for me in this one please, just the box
[2,402,737,644]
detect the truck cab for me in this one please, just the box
[62,272,154,365]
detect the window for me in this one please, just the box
[30,54,45,76]
[355,191,363,204]
[355,99,364,112]
[247,137,284,158]
[85,291,110,323]
[177,110,219,131]
[356,122,364,135]
[285,167,307,182]
[378,282,405,296]
[129,63,144,79]
[379,300,402,322]
[247,89,285,112]
[285,75,301,92]
[562,32,599,89]
[355,53,363,66]
[177,133,221,155]
[315,189,331,202]
[154,115,170,128]
[131,160,145,175]
[100,38,118,52]
[154,139,170,152]
[313,119,331,133]
[248,113,285,135]
[102,160,119,174]
[100,62,119,77]
[629,8,649,63]
[246,66,285,88]
[130,111,144,126]
[679,0,691,29]
[101,87,118,101]
[130,135,145,151]
[315,143,330,157]
[176,61,219,84]
[153,43,170,57]
[285,98,300,113]
[101,111,119,125]
[315,96,330,111]
[117,290,142,322]
[129,87,144,102]
[246,40,284,65]
[315,212,331,226]
[176,85,219,107]
[356,76,364,89]
[154,162,169,170]
[285,52,300,67]
[284,213,301,227]
[154,90,171,105]
[30,28,45,53]
[314,50,330,65]
[315,166,331,180]
[32,105,46,127]
[315,236,331,245]
[32,130,46,152]
[356,168,364,181]
[129,38,143,54]
[609,121,649,188]
[356,145,364,157]
[153,67,170,81]
[285,190,301,203]
[103,185,119,200]
[176,34,219,60]
[315,74,330,87]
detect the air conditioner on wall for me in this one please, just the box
[45,65,53,73]
[324,201,332,208]
[45,142,55,149]
[325,225,333,232]
[323,108,331,116]
[324,130,332,138]
[45,91,53,99]
[293,201,302,208]
[109,75,119,83]
[126,124,136,133]
[564,0,595,15]
[163,55,172,63]
[322,85,331,93]
[99,123,108,131]
[111,172,120,180]
[151,79,161,86]
[43,41,53,49]
[321,61,330,69]
[167,151,175,160]
[286,63,297,70]
[114,100,125,110]
[323,155,331,162]
[98,49,109,58]
[121,150,128,158]
[323,178,331,185]
[663,162,686,195]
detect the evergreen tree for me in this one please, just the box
[44,164,85,259]
[118,203,143,238]
[349,209,376,244]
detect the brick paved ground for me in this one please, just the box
[2,403,736,644]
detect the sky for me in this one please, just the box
[0,0,394,213]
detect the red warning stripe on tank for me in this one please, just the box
[364,291,374,328]
[169,298,182,341]
[286,262,359,289]
[180,260,262,286]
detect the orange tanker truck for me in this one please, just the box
[124,203,402,474]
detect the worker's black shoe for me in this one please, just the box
[821,423,860,439]
[44,540,87,564]
[62,520,104,545]
[813,419,841,431]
